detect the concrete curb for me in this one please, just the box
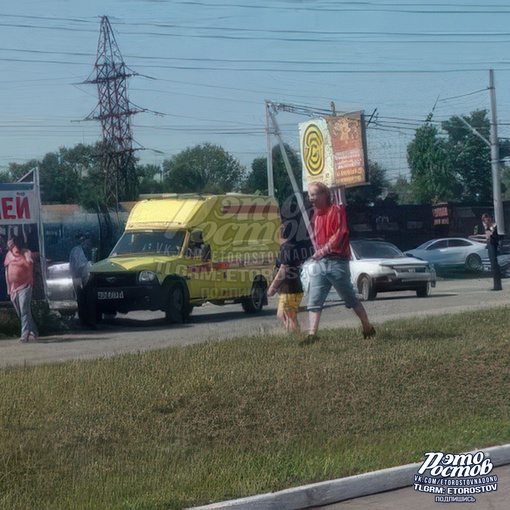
[188,444,510,510]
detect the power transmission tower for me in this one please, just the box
[85,16,143,207]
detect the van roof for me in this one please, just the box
[126,194,279,231]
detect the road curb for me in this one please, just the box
[188,444,510,510]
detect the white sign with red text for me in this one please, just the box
[0,188,39,224]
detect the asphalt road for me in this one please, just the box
[1,275,509,368]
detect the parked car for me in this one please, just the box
[46,262,76,303]
[406,237,487,273]
[348,240,436,300]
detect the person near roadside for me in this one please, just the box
[482,213,503,291]
[306,181,376,341]
[4,235,39,342]
[267,222,306,333]
[69,233,92,294]
[69,233,94,325]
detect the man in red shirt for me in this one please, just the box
[306,182,375,340]
[4,235,39,342]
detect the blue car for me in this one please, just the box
[406,237,486,273]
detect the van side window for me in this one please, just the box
[187,230,211,262]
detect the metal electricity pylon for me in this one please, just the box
[85,16,143,207]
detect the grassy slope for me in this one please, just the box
[1,307,509,509]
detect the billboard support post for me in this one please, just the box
[266,106,316,250]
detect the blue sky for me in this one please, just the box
[1,0,510,182]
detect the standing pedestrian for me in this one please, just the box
[69,233,94,325]
[267,222,306,333]
[306,181,375,341]
[4,235,39,342]
[69,233,92,294]
[482,213,502,291]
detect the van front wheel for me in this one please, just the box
[165,282,189,324]
[242,280,266,313]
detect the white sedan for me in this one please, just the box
[301,240,437,302]
[406,237,487,273]
[350,240,436,300]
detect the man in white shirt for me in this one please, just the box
[69,233,92,293]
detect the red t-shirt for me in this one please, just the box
[312,204,351,259]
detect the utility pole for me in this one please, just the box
[85,16,143,207]
[456,71,505,235]
[265,102,275,197]
[489,69,505,235]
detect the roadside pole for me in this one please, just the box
[265,102,275,198]
[266,105,316,250]
[456,70,504,235]
[489,69,505,235]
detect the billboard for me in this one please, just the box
[0,176,46,301]
[0,184,40,224]
[299,111,368,190]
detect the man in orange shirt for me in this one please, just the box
[4,235,39,342]
[306,181,375,341]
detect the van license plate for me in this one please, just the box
[98,291,124,300]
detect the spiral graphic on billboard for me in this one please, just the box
[303,124,324,176]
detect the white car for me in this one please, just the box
[301,240,436,302]
[406,237,487,273]
[350,240,436,300]
[46,261,76,303]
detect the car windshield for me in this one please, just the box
[414,240,435,250]
[352,241,405,259]
[110,230,185,257]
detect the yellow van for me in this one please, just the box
[84,194,280,324]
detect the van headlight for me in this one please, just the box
[138,271,157,283]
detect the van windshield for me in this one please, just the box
[110,231,185,257]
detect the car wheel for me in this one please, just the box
[416,282,431,298]
[165,282,189,324]
[242,280,266,313]
[465,253,483,272]
[358,275,377,301]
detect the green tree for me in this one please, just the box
[387,175,413,204]
[8,160,40,182]
[39,150,81,204]
[441,110,492,203]
[137,163,163,195]
[163,143,244,194]
[242,157,267,196]
[243,143,302,204]
[407,123,461,204]
[407,110,510,204]
[0,170,11,183]
[345,160,390,207]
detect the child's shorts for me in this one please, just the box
[278,293,304,314]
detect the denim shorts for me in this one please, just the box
[305,257,359,311]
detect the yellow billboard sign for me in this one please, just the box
[300,111,368,189]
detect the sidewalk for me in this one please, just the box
[317,463,509,510]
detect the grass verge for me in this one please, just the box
[1,307,509,509]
